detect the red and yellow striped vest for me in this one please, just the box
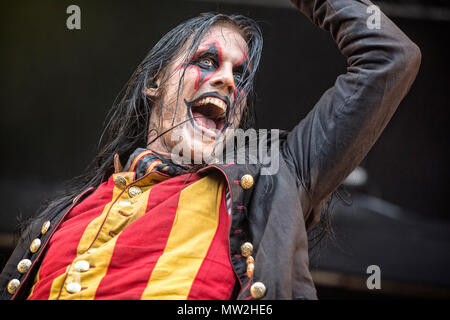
[27,149,236,299]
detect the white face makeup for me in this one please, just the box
[145,23,249,163]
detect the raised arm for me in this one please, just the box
[282,0,421,229]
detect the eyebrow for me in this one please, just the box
[192,42,249,73]
[192,43,219,61]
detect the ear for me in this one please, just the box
[143,78,161,98]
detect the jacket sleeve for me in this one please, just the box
[281,0,421,229]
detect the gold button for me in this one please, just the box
[74,260,90,272]
[128,186,142,198]
[30,238,41,253]
[246,256,255,265]
[17,259,32,274]
[66,282,81,294]
[41,220,51,235]
[247,263,255,278]
[7,279,20,295]
[240,242,253,257]
[250,282,266,299]
[114,175,127,187]
[118,199,132,207]
[240,174,254,189]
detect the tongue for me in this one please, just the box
[192,112,217,130]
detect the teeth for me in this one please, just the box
[194,97,226,111]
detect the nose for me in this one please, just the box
[208,64,235,96]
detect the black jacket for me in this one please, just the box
[0,0,421,300]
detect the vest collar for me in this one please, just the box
[117,148,187,179]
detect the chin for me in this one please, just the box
[167,125,225,165]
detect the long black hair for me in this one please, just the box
[20,13,263,233]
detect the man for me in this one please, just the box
[0,0,420,300]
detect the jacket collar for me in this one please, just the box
[118,148,187,179]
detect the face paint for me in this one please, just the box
[183,41,250,93]
[181,41,250,130]
[186,41,223,90]
[231,54,251,104]
[147,24,250,162]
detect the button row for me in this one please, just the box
[65,259,91,294]
[7,220,51,295]
[239,241,266,299]
[114,175,143,198]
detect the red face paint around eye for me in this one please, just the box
[188,41,223,90]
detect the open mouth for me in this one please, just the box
[186,93,229,138]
